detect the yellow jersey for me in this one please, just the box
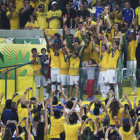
[6,10,19,29]
[59,50,70,75]
[49,48,61,68]
[47,10,62,29]
[69,57,80,76]
[119,127,136,140]
[64,122,81,140]
[17,104,28,127]
[20,133,34,140]
[107,108,123,125]
[107,49,121,69]
[36,11,48,29]
[90,44,100,64]
[87,112,106,122]
[82,41,92,62]
[135,6,140,25]
[127,40,138,61]
[25,20,39,29]
[99,51,109,71]
[75,30,82,42]
[49,115,64,138]
[30,56,42,76]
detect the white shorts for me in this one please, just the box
[127,60,137,77]
[61,74,69,85]
[47,78,51,84]
[99,71,106,84]
[70,75,79,85]
[35,76,48,88]
[51,68,61,83]
[106,69,117,84]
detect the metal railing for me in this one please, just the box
[0,62,31,99]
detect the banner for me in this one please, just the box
[13,38,41,44]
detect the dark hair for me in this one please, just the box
[114,22,121,31]
[83,127,92,136]
[31,48,37,53]
[109,100,120,119]
[41,48,46,52]
[93,106,100,115]
[54,33,60,39]
[129,109,135,118]
[74,37,80,44]
[3,127,12,140]
[66,101,73,109]
[52,96,58,105]
[113,40,119,46]
[123,123,130,132]
[5,99,12,109]
[16,137,23,140]
[54,109,61,118]
[82,115,88,121]
[18,126,23,135]
[69,112,78,124]
[34,114,40,122]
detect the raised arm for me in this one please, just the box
[79,41,85,57]
[50,97,53,115]
[120,110,124,127]
[64,40,71,56]
[125,94,132,109]
[44,108,48,135]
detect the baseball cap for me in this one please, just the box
[52,1,57,5]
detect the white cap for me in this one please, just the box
[52,1,57,5]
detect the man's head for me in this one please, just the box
[123,123,130,132]
[62,46,67,55]
[125,1,130,10]
[83,0,88,9]
[24,0,29,7]
[52,96,58,105]
[101,44,106,53]
[5,99,12,109]
[66,3,71,11]
[93,106,100,115]
[41,48,46,55]
[114,22,120,32]
[80,4,84,11]
[113,40,119,50]
[54,109,61,118]
[51,1,57,11]
[31,48,37,56]
[66,100,73,109]
[97,0,102,7]
[69,112,78,124]
[8,2,14,10]
[39,4,45,12]
[1,4,6,11]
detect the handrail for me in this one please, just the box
[0,61,31,99]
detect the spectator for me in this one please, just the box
[76,4,90,21]
[24,14,39,29]
[94,0,104,20]
[20,0,34,28]
[122,1,135,26]
[36,0,50,12]
[135,0,140,26]
[63,2,76,28]
[6,2,20,29]
[33,4,48,29]
[0,4,10,29]
[47,1,62,29]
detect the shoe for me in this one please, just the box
[129,92,138,96]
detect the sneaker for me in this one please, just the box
[129,92,138,96]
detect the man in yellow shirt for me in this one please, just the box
[33,4,48,29]
[59,45,70,93]
[30,48,48,98]
[47,1,62,29]
[6,2,20,29]
[135,0,140,25]
[127,32,138,95]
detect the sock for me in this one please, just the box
[36,88,40,98]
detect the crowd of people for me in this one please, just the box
[0,0,140,139]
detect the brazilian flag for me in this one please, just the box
[13,38,40,44]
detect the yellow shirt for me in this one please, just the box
[18,104,28,127]
[127,40,138,61]
[30,56,42,76]
[83,41,92,62]
[75,30,82,42]
[115,11,122,24]
[20,133,34,140]
[135,6,140,25]
[99,51,109,71]
[25,20,39,29]
[64,122,81,140]
[36,0,50,11]
[59,51,70,75]
[16,0,24,12]
[87,112,106,122]
[119,127,136,140]
[47,10,62,29]
[90,44,100,64]
[36,11,48,29]
[49,48,61,68]
[107,49,121,69]
[107,108,123,125]
[6,10,19,29]
[69,57,80,76]
[49,116,64,138]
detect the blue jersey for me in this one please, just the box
[95,6,104,19]
[39,55,49,67]
[122,8,135,26]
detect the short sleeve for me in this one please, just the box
[76,122,81,129]
[58,10,62,18]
